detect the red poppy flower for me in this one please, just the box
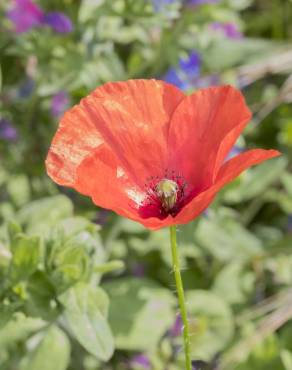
[46,79,280,230]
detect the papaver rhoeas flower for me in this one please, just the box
[46,80,280,230]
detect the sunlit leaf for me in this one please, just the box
[59,283,114,361]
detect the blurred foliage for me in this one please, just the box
[0,0,292,369]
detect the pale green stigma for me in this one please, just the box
[155,178,178,212]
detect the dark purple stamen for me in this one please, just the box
[138,169,189,219]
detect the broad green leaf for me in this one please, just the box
[187,290,234,362]
[213,262,255,305]
[48,241,90,292]
[17,195,73,235]
[281,350,292,370]
[78,0,104,23]
[57,216,97,238]
[0,314,45,348]
[24,271,59,320]
[0,242,12,267]
[7,175,31,207]
[22,326,70,370]
[0,305,14,330]
[282,173,292,197]
[104,278,175,351]
[196,215,262,261]
[9,234,41,282]
[59,283,114,361]
[203,38,284,70]
[227,0,252,10]
[46,225,104,292]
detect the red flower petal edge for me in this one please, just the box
[46,79,280,230]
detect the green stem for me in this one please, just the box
[169,225,192,370]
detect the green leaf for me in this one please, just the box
[59,283,114,361]
[281,350,292,370]
[282,173,292,197]
[0,242,12,267]
[213,262,255,305]
[104,278,175,351]
[187,290,234,362]
[203,38,283,70]
[0,305,14,330]
[22,326,70,370]
[24,271,59,320]
[0,314,45,348]
[196,215,262,262]
[47,241,90,292]
[7,221,22,242]
[56,216,96,238]
[78,0,104,23]
[9,234,41,282]
[17,195,73,236]
[7,175,31,207]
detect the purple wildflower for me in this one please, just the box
[51,91,70,118]
[0,119,18,141]
[6,0,43,33]
[186,0,220,6]
[179,51,201,79]
[163,51,201,90]
[43,12,73,33]
[131,354,151,369]
[163,68,187,90]
[169,314,182,337]
[7,0,73,34]
[211,22,243,39]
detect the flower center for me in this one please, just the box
[155,179,178,212]
[138,171,189,220]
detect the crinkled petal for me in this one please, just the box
[46,79,184,217]
[167,85,252,192]
[170,149,280,227]
[140,149,280,230]
[75,145,144,221]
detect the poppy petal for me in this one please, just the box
[46,79,185,190]
[167,85,252,192]
[170,149,280,227]
[75,145,145,221]
[81,79,184,185]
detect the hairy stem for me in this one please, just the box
[169,225,192,370]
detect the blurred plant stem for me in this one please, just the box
[169,225,192,370]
